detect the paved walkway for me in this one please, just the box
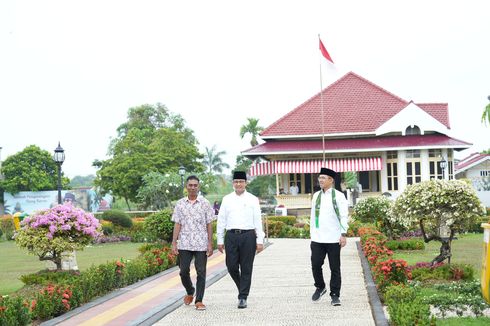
[43,238,380,326]
[155,238,375,326]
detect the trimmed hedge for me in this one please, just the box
[101,210,133,228]
[386,239,425,250]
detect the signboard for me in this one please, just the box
[3,189,112,215]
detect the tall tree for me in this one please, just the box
[482,96,490,126]
[69,175,95,188]
[93,103,204,209]
[202,145,230,174]
[0,145,70,194]
[240,118,264,146]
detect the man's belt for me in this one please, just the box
[227,229,254,234]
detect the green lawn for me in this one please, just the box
[436,317,490,325]
[0,241,144,295]
[393,233,484,276]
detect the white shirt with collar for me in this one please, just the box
[310,187,349,243]
[217,190,265,245]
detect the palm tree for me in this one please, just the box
[482,96,490,126]
[203,146,230,174]
[240,118,264,146]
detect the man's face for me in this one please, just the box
[318,175,334,190]
[186,179,200,197]
[232,179,247,194]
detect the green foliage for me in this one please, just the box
[247,175,276,200]
[234,155,253,172]
[20,270,80,286]
[143,209,174,243]
[136,172,186,210]
[69,175,95,188]
[0,145,70,194]
[101,209,133,228]
[0,216,14,241]
[386,239,425,250]
[239,117,264,146]
[266,216,296,226]
[410,263,474,282]
[353,196,401,238]
[482,102,490,126]
[342,171,358,189]
[93,103,204,206]
[384,284,435,326]
[0,295,31,326]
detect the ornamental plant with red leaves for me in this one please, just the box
[372,259,410,292]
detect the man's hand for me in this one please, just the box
[171,242,179,256]
[218,244,224,253]
[339,235,347,248]
[207,243,213,257]
[256,244,264,253]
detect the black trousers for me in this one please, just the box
[178,250,207,303]
[310,241,341,297]
[224,230,257,299]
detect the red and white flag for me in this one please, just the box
[319,38,334,63]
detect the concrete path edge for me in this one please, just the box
[356,241,389,326]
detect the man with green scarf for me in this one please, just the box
[310,167,349,306]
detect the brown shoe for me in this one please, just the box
[183,295,193,305]
[195,302,206,310]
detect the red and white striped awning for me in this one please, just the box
[249,157,382,176]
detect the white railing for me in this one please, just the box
[274,194,312,209]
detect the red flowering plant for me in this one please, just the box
[31,284,74,320]
[143,247,177,275]
[372,258,410,292]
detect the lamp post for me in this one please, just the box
[439,156,447,180]
[53,142,65,204]
[178,165,186,196]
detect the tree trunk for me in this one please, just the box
[125,197,131,211]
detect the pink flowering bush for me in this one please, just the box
[15,204,101,270]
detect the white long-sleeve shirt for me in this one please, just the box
[310,188,349,243]
[217,190,264,245]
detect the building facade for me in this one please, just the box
[242,72,471,209]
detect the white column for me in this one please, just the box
[398,150,407,192]
[420,149,429,181]
[380,152,388,193]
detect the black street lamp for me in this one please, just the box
[439,156,447,180]
[53,142,65,204]
[178,165,186,196]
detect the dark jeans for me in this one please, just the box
[310,241,341,297]
[224,230,257,299]
[178,250,207,303]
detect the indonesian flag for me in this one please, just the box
[319,38,334,63]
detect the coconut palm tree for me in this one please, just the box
[482,96,490,126]
[203,145,230,174]
[240,118,264,146]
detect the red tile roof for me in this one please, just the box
[260,72,449,137]
[455,153,490,172]
[243,134,471,156]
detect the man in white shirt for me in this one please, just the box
[289,182,299,195]
[217,171,265,309]
[310,168,349,306]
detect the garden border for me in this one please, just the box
[356,241,389,326]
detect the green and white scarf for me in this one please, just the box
[315,188,346,231]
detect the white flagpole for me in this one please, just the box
[318,34,326,164]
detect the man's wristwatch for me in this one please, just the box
[341,233,347,237]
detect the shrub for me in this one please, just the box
[0,296,31,326]
[0,215,15,240]
[143,209,173,243]
[384,284,435,326]
[372,258,409,292]
[266,220,286,237]
[353,196,391,224]
[20,269,80,286]
[15,204,101,270]
[101,210,133,228]
[409,262,474,281]
[386,239,425,250]
[32,284,75,320]
[266,216,296,226]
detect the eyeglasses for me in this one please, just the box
[233,180,246,184]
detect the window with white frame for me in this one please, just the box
[481,170,490,177]
[429,149,443,180]
[406,150,421,185]
[386,151,398,191]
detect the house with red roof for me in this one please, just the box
[242,72,471,209]
[455,153,490,206]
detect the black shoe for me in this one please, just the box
[331,295,341,306]
[238,298,247,309]
[311,288,326,301]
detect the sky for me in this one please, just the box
[1,0,489,178]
